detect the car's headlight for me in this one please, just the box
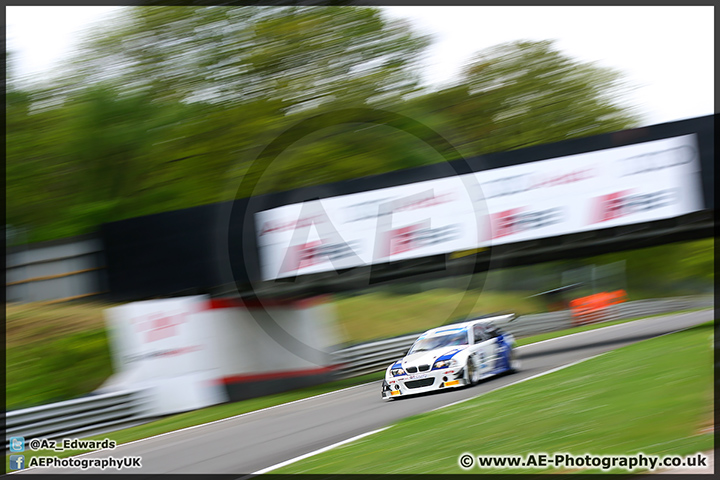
[390,368,406,377]
[433,359,458,370]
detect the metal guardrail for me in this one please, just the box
[614,296,713,319]
[333,295,713,378]
[5,389,150,449]
[6,235,106,303]
[334,333,421,377]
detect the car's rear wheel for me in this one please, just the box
[508,350,520,373]
[466,356,481,386]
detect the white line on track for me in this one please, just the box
[248,352,609,475]
[12,319,630,473]
[250,426,391,475]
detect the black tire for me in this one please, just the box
[381,379,392,399]
[466,356,480,386]
[508,350,520,374]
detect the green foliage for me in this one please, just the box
[8,8,641,245]
[463,40,637,150]
[6,329,113,410]
[67,7,430,109]
[9,308,709,468]
[580,239,714,297]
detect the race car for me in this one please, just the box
[381,315,519,399]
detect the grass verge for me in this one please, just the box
[6,301,115,410]
[6,328,113,411]
[334,290,545,344]
[276,321,714,474]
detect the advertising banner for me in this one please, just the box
[256,134,703,280]
[103,296,226,415]
[257,175,486,280]
[104,296,211,378]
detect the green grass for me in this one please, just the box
[277,321,714,474]
[334,290,545,344]
[6,328,114,410]
[6,301,116,410]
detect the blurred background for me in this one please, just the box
[5,6,714,410]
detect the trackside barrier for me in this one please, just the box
[333,295,713,378]
[333,333,420,377]
[5,389,151,449]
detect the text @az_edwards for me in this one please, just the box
[26,437,116,452]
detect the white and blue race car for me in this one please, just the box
[382,315,519,399]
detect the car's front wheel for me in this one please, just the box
[381,379,394,400]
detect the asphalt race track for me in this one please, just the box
[19,309,712,475]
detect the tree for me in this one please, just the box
[64,6,431,110]
[8,18,644,243]
[7,7,433,240]
[405,40,639,158]
[259,39,642,195]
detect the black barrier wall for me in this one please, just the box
[101,199,251,301]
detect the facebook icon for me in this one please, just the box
[10,455,25,470]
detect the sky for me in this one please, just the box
[5,5,715,126]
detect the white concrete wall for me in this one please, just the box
[101,295,340,416]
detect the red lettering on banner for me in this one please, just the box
[394,193,454,212]
[529,168,594,190]
[389,225,418,255]
[296,240,322,270]
[260,215,325,236]
[592,189,676,224]
[491,208,523,238]
[132,312,188,343]
[280,240,323,274]
[593,190,631,223]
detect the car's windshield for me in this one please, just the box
[408,329,468,354]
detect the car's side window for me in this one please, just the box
[473,324,487,344]
[486,322,500,338]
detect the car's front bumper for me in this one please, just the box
[382,368,467,399]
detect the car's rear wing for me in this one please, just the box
[476,313,517,323]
